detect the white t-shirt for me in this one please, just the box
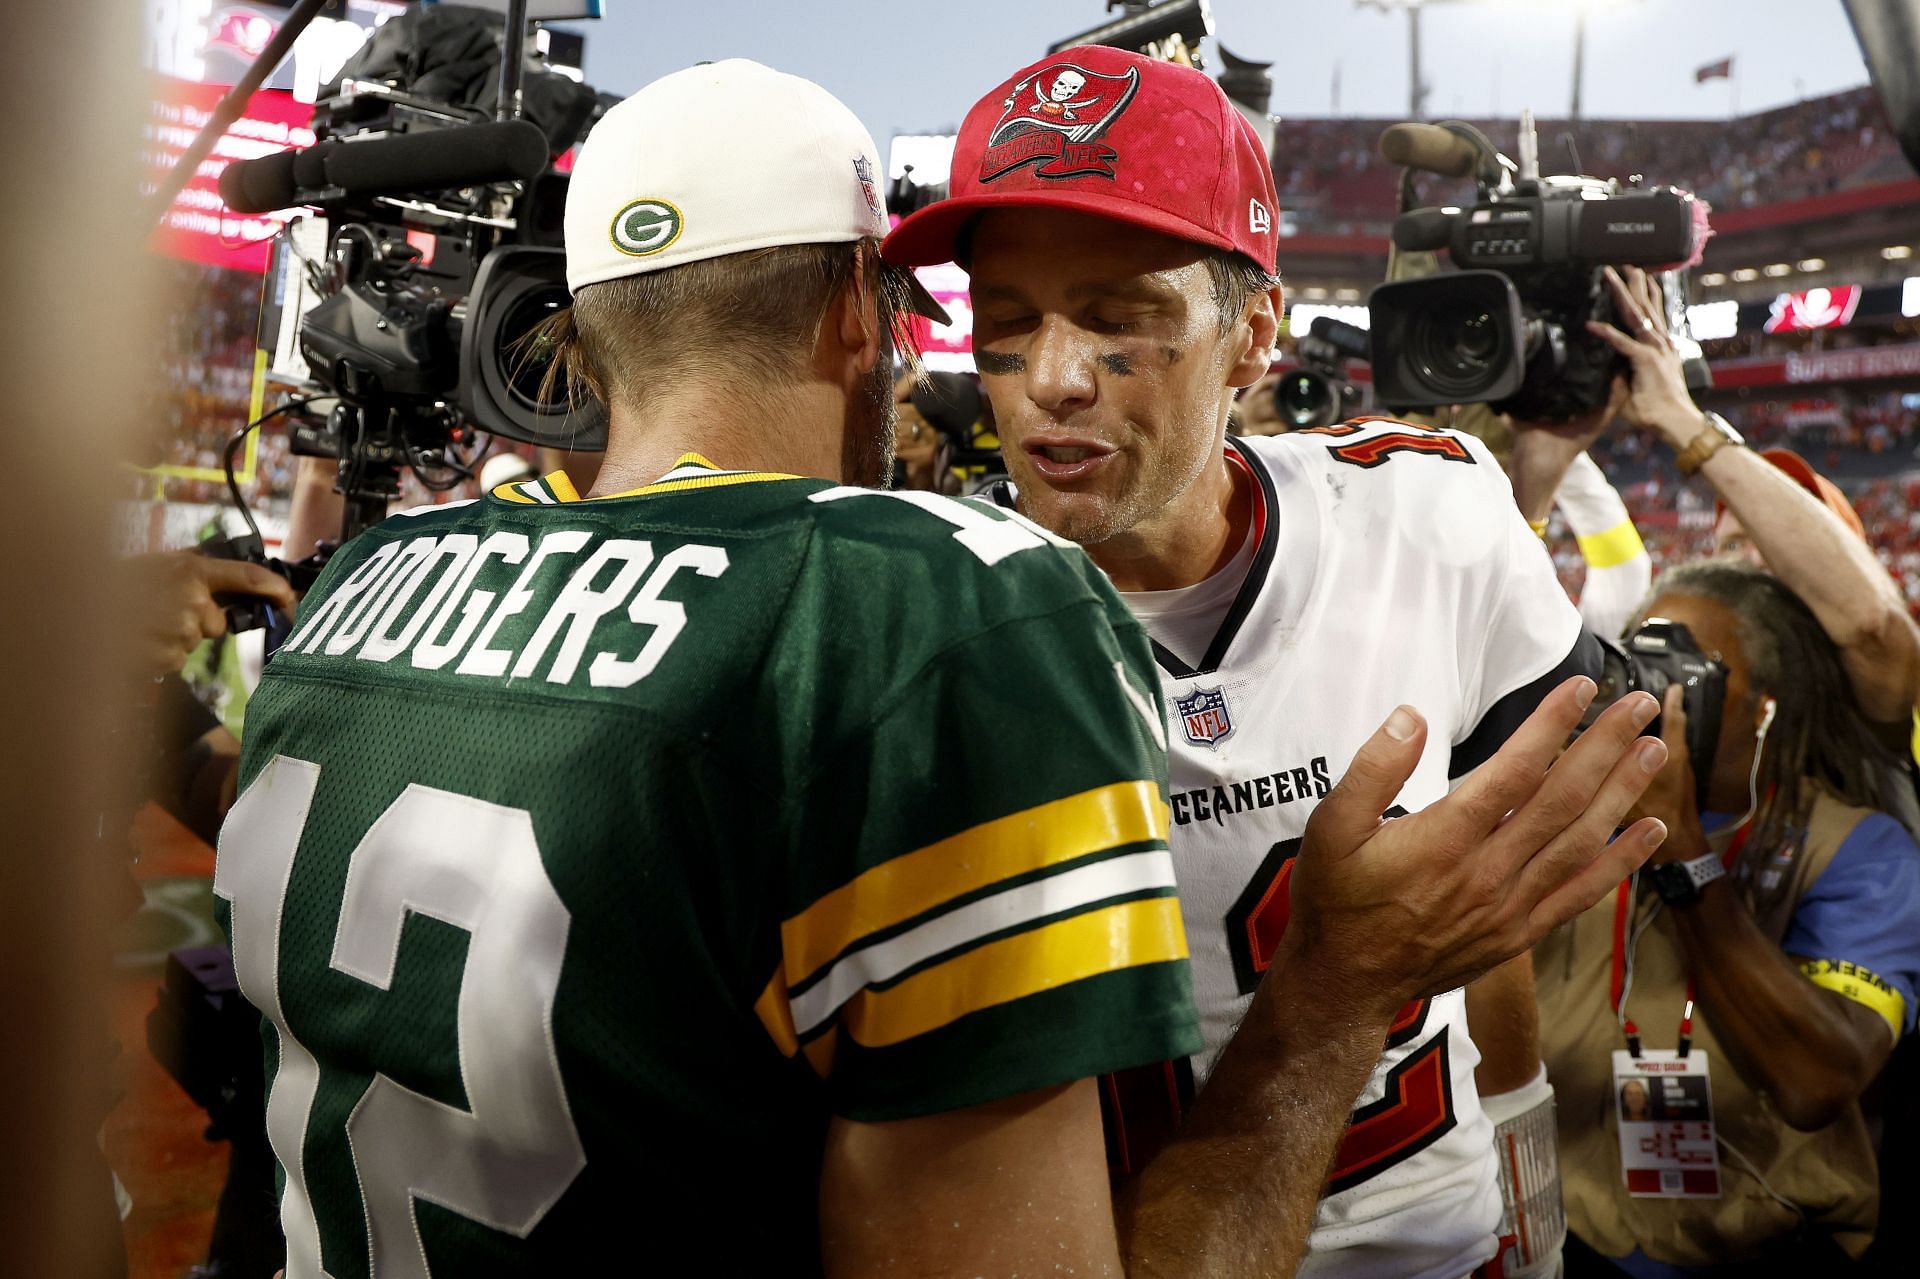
[990,421,1589,1279]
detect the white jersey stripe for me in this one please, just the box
[789,848,1176,1037]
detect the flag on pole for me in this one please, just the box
[1695,57,1733,83]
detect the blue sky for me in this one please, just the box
[562,0,1874,140]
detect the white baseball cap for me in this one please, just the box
[564,58,948,324]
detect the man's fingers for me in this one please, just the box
[1510,728,1666,914]
[196,596,230,643]
[1305,704,1427,861]
[1584,319,1646,361]
[1527,817,1666,939]
[197,558,298,612]
[1660,685,1687,748]
[1493,690,1659,856]
[1603,267,1647,334]
[1448,677,1597,833]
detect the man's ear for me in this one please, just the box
[829,242,885,381]
[1226,283,1283,389]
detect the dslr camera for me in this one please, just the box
[1581,618,1726,810]
[1368,113,1706,422]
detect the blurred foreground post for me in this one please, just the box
[0,2,158,1274]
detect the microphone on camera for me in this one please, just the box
[219,120,551,215]
[1378,123,1483,179]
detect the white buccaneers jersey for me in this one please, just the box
[1005,422,1588,1278]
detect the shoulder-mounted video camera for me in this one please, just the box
[1368,113,1709,423]
[211,3,606,543]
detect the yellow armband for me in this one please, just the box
[1799,958,1906,1039]
[1575,518,1646,570]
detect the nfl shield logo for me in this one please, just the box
[1175,686,1234,749]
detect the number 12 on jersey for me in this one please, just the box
[216,756,584,1278]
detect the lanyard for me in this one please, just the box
[1609,823,1751,1057]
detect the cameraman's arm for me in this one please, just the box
[1699,447,1918,722]
[1591,266,1920,723]
[129,553,296,679]
[280,456,344,564]
[149,676,240,845]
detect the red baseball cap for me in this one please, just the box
[1714,448,1866,540]
[883,46,1280,271]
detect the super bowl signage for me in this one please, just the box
[145,77,315,273]
[1763,286,1863,334]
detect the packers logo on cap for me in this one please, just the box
[610,198,684,257]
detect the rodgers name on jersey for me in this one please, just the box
[1069,422,1590,1279]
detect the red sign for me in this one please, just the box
[145,75,315,274]
[1762,285,1862,334]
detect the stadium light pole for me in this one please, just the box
[1354,0,1477,121]
[1358,0,1643,122]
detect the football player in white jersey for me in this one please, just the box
[886,48,1651,1279]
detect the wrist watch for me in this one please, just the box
[1674,412,1744,476]
[1649,851,1726,907]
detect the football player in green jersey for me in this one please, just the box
[221,58,1663,1279]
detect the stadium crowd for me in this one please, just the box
[1274,86,1908,236]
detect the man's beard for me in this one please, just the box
[841,356,898,488]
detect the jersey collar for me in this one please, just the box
[489,453,798,504]
[1150,437,1280,681]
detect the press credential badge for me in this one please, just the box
[1612,1049,1722,1198]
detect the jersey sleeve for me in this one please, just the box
[1783,813,1920,1039]
[1448,432,1596,778]
[758,593,1201,1123]
[1556,452,1652,642]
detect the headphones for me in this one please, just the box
[1758,697,1778,738]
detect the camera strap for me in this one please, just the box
[1609,823,1752,1058]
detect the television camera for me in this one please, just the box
[1368,111,1709,422]
[170,1,606,555]
[1275,315,1369,430]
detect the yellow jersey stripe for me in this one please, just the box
[491,481,538,504]
[782,779,1169,988]
[1576,518,1647,570]
[544,470,583,502]
[840,895,1188,1048]
[1801,958,1906,1039]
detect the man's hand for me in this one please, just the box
[1289,678,1668,1013]
[130,552,297,678]
[1585,266,1699,448]
[1629,686,1712,864]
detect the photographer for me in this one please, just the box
[1591,265,1920,731]
[1537,561,1920,1274]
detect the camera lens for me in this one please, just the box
[1276,371,1337,429]
[1411,305,1506,397]
[497,283,574,412]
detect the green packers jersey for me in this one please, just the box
[216,454,1200,1277]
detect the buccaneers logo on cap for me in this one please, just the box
[981,62,1140,183]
